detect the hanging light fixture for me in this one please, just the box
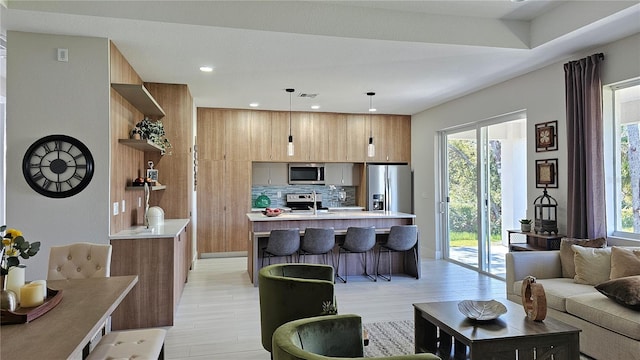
[286,88,295,156]
[367,92,376,158]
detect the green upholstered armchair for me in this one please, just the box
[272,314,441,360]
[259,263,337,353]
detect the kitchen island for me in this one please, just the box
[246,211,418,286]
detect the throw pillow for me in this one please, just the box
[560,237,607,278]
[572,245,611,285]
[595,275,640,310]
[610,247,640,279]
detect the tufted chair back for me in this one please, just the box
[47,242,112,280]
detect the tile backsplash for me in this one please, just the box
[251,185,357,208]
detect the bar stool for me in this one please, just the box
[336,226,376,283]
[299,228,336,266]
[262,228,300,267]
[376,225,418,281]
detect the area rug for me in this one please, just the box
[363,320,414,357]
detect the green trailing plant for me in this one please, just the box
[134,117,173,155]
[519,219,532,225]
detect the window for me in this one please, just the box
[609,80,640,239]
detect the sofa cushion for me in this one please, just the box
[514,278,597,312]
[566,292,640,340]
[572,245,611,285]
[610,247,640,279]
[595,275,640,310]
[560,237,606,278]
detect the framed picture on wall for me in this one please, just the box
[536,158,558,188]
[535,121,558,152]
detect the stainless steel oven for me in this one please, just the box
[288,163,325,185]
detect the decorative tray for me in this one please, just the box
[457,299,507,321]
[1,288,63,324]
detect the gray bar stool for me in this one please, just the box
[262,228,300,267]
[376,225,418,281]
[336,226,376,283]
[299,227,336,266]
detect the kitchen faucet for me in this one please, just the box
[312,190,317,215]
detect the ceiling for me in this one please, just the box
[4,1,640,115]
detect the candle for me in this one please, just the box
[20,283,44,307]
[6,266,26,302]
[32,280,47,301]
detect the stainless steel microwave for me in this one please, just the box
[288,163,325,185]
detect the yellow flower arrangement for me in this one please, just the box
[1,225,41,276]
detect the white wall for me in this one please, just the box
[413,33,640,259]
[6,32,110,280]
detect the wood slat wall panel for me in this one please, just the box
[145,83,193,221]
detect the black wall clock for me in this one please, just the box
[22,134,95,198]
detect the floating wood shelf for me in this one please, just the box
[118,139,163,152]
[111,83,165,117]
[126,185,167,191]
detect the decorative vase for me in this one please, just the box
[1,275,18,311]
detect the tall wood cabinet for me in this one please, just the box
[197,108,251,254]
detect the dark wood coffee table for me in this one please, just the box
[413,299,580,360]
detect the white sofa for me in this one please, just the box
[506,250,640,360]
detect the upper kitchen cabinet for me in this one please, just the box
[197,108,228,161]
[370,114,411,163]
[251,111,289,161]
[317,113,347,162]
[325,163,360,186]
[346,114,367,162]
[225,110,252,161]
[288,112,313,162]
[252,162,288,186]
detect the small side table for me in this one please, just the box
[507,230,564,251]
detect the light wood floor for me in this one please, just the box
[164,256,506,359]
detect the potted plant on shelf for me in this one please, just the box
[519,219,532,232]
[134,117,173,155]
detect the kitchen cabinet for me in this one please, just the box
[251,111,290,161]
[346,114,367,162]
[197,108,252,254]
[110,219,190,330]
[252,162,288,185]
[370,114,411,163]
[325,163,360,186]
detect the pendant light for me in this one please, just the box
[286,88,295,156]
[367,92,376,158]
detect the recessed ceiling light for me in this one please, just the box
[369,108,377,112]
[311,105,320,110]
[199,66,214,72]
[249,103,259,107]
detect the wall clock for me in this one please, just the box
[22,135,94,198]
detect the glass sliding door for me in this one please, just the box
[442,114,527,277]
[444,128,480,267]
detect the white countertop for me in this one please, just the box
[110,218,190,239]
[246,211,414,222]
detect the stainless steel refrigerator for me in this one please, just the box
[366,164,413,213]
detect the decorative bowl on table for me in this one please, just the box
[457,299,507,321]
[262,208,282,217]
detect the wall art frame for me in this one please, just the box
[536,158,558,188]
[535,120,558,152]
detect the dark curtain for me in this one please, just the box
[564,53,606,239]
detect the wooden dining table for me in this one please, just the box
[0,275,138,360]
